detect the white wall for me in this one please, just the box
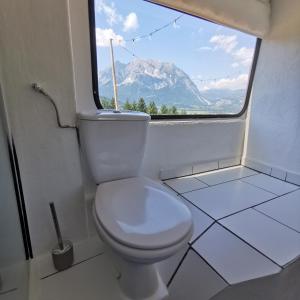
[0,0,88,256]
[0,0,247,257]
[245,0,300,175]
[143,119,245,178]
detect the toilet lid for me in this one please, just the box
[95,177,192,250]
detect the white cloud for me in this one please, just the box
[123,12,139,32]
[209,34,254,68]
[96,28,125,47]
[201,74,249,91]
[96,0,122,26]
[210,35,237,53]
[233,47,254,67]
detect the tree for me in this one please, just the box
[160,105,169,114]
[110,98,116,109]
[123,99,132,110]
[101,97,114,109]
[147,101,158,115]
[137,98,148,113]
[171,105,178,115]
[131,101,138,111]
[180,109,187,115]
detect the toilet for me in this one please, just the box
[77,110,193,300]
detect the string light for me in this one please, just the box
[124,15,183,42]
[109,15,183,60]
[119,45,140,59]
[108,14,242,85]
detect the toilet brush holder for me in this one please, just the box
[49,202,74,271]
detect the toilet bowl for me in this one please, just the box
[93,176,193,300]
[77,110,193,299]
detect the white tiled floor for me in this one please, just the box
[183,180,275,219]
[194,166,258,186]
[181,199,214,242]
[241,173,298,196]
[192,224,281,284]
[168,250,228,300]
[34,165,300,300]
[0,263,28,300]
[0,290,20,300]
[255,190,300,232]
[220,209,300,267]
[164,176,208,194]
[157,244,189,285]
[39,254,122,300]
[164,165,300,297]
[37,236,104,279]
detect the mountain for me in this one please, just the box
[99,59,210,108]
[201,88,246,112]
[98,59,246,113]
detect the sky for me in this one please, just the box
[94,0,257,91]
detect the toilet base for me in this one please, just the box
[117,259,169,300]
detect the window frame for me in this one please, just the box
[88,0,261,118]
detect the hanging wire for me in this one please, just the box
[31,83,76,129]
[119,45,140,59]
[110,15,183,61]
[124,14,184,43]
[107,14,243,86]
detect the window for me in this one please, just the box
[89,0,260,118]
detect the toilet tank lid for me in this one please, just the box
[77,109,151,121]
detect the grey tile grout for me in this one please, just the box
[163,166,300,291]
[164,168,261,194]
[215,188,300,222]
[180,186,278,223]
[167,245,230,290]
[214,222,283,269]
[189,247,230,286]
[40,252,105,280]
[241,176,299,195]
[180,190,297,270]
[239,179,279,196]
[215,203,273,222]
[164,182,208,195]
[194,177,211,186]
[193,171,260,188]
[166,169,300,227]
[170,220,283,290]
[243,163,300,187]
[166,173,300,245]
[250,188,300,210]
[189,221,217,245]
[161,161,241,181]
[0,288,18,296]
[164,163,300,188]
[166,247,190,288]
[253,207,300,234]
[179,193,216,220]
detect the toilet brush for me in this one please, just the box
[49,202,74,271]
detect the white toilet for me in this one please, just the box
[77,110,193,300]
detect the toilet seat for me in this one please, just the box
[94,177,192,251]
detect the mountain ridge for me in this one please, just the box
[99,59,245,112]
